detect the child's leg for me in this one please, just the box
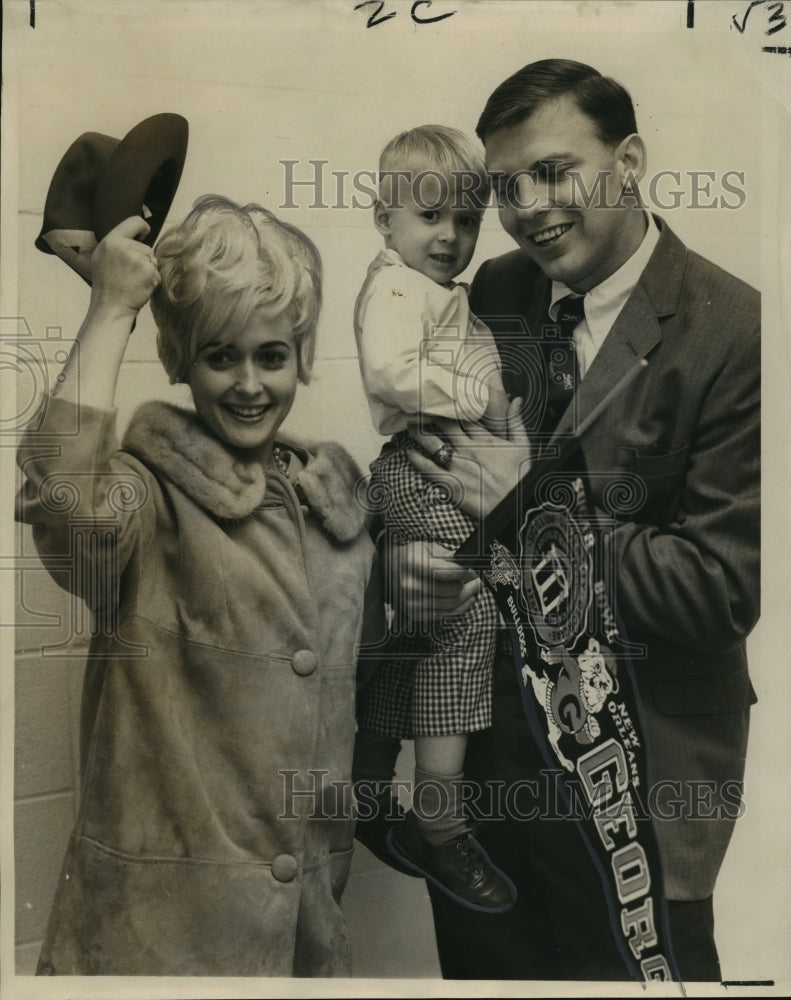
[414,733,467,775]
[412,733,469,845]
[353,729,417,874]
[352,728,402,796]
[391,730,517,912]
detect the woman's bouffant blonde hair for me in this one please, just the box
[151,194,322,384]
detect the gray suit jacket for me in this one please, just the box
[470,217,760,898]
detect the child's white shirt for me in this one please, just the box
[354,248,506,436]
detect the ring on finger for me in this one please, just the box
[432,443,454,468]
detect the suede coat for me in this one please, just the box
[17,397,375,977]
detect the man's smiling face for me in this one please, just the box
[485,94,646,293]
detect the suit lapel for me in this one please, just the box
[551,217,687,442]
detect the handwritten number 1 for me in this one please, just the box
[354,0,397,28]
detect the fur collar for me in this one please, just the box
[122,401,367,542]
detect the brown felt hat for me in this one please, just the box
[35,113,189,283]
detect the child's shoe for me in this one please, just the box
[386,810,517,912]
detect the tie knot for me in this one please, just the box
[555,294,585,334]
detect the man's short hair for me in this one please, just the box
[476,58,638,147]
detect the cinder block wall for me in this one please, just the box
[13,554,85,972]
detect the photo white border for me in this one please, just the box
[2,2,789,998]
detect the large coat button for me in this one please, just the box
[271,853,298,882]
[291,649,317,675]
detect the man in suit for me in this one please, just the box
[402,58,760,981]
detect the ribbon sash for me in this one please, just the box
[455,458,678,982]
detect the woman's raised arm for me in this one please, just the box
[54,215,160,409]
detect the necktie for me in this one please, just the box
[541,293,584,434]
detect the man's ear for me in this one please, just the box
[616,133,647,184]
[373,200,392,238]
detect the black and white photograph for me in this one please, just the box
[1,1,789,997]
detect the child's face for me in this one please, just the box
[187,310,298,458]
[377,187,482,285]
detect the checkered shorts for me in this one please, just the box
[356,432,501,738]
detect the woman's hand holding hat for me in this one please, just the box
[54,217,161,411]
[90,216,161,320]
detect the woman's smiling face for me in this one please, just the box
[187,310,299,459]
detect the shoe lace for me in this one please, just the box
[456,836,483,878]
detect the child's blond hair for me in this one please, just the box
[378,124,490,211]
